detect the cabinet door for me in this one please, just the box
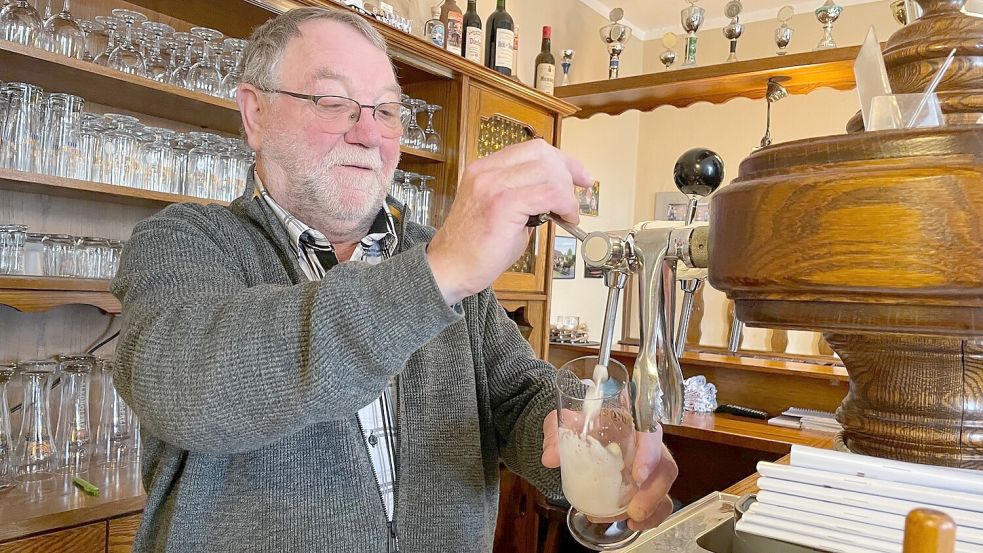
[466,84,557,295]
[498,298,548,359]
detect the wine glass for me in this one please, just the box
[399,93,412,135]
[107,9,147,76]
[555,356,642,551]
[0,0,42,47]
[76,19,102,62]
[39,0,83,58]
[186,26,224,96]
[400,170,418,219]
[423,103,442,154]
[91,15,119,67]
[415,174,435,226]
[219,37,249,100]
[166,31,194,87]
[405,98,427,150]
[140,21,174,82]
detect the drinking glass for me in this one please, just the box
[186,27,224,96]
[54,360,92,473]
[0,0,42,47]
[168,132,194,195]
[107,8,147,77]
[39,0,83,59]
[140,21,174,83]
[75,236,108,278]
[41,233,75,276]
[166,31,195,88]
[106,239,123,278]
[391,169,403,200]
[400,170,417,220]
[0,82,44,173]
[75,18,101,62]
[187,132,222,199]
[0,224,27,274]
[41,92,85,178]
[555,356,641,550]
[423,103,442,153]
[92,15,120,67]
[399,94,412,136]
[0,363,14,487]
[219,37,248,100]
[23,232,42,275]
[416,174,435,226]
[96,359,131,468]
[13,360,58,482]
[140,127,174,193]
[100,114,141,186]
[404,99,427,150]
[76,112,107,181]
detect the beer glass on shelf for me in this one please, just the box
[13,360,58,482]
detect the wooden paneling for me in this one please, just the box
[499,298,548,360]
[664,435,782,506]
[0,523,105,553]
[108,514,142,553]
[664,413,835,455]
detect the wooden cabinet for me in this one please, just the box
[0,524,105,553]
[107,515,141,553]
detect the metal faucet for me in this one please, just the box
[533,149,724,430]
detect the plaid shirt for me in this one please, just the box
[254,172,400,522]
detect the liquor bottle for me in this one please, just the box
[535,26,556,94]
[463,0,482,63]
[440,0,464,56]
[512,24,520,79]
[425,6,445,48]
[484,0,514,76]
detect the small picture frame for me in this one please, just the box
[666,203,688,221]
[553,236,577,279]
[576,180,600,217]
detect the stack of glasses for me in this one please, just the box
[391,169,436,227]
[0,355,141,486]
[0,80,254,202]
[399,94,443,154]
[0,224,125,279]
[0,2,250,100]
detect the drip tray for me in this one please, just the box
[615,492,826,553]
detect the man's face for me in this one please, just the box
[260,20,402,226]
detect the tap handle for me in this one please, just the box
[673,148,725,198]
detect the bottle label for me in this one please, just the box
[536,63,555,94]
[495,29,514,70]
[465,27,482,62]
[446,13,464,54]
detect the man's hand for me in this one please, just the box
[541,410,679,531]
[427,139,593,305]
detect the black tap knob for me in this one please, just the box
[673,148,724,197]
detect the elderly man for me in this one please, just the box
[112,7,677,553]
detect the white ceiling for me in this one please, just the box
[580,0,883,40]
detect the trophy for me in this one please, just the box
[815,0,842,50]
[722,0,744,63]
[660,32,678,70]
[599,8,632,79]
[680,0,705,67]
[759,77,789,148]
[560,49,574,86]
[775,5,794,55]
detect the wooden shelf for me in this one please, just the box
[555,45,863,119]
[665,412,835,455]
[0,168,228,209]
[0,276,121,314]
[0,39,241,134]
[400,146,446,163]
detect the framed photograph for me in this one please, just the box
[666,202,688,221]
[695,202,710,222]
[584,262,604,279]
[576,180,600,217]
[553,236,577,279]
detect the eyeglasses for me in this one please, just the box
[261,89,405,138]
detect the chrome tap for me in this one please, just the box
[531,149,723,430]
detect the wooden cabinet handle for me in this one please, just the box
[903,508,956,553]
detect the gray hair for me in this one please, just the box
[241,7,389,91]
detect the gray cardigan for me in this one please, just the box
[110,178,562,552]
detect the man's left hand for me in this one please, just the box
[541,410,679,531]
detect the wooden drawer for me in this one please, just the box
[0,523,105,553]
[108,514,142,553]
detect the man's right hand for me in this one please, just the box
[426,139,593,305]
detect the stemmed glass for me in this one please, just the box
[141,20,174,82]
[107,8,147,77]
[219,37,249,100]
[423,103,442,153]
[400,170,418,220]
[76,19,102,62]
[91,15,119,67]
[399,93,412,135]
[186,26,224,96]
[0,0,42,46]
[404,98,427,150]
[39,0,83,58]
[555,356,642,551]
[166,31,194,87]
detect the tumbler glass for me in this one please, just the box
[54,360,91,474]
[0,0,42,47]
[555,356,641,550]
[41,92,85,178]
[187,132,222,199]
[0,82,44,173]
[41,233,75,277]
[0,363,14,487]
[100,114,141,186]
[39,0,83,59]
[107,239,123,278]
[169,132,194,195]
[96,359,131,468]
[13,360,58,482]
[186,27,224,96]
[23,231,42,275]
[76,112,107,182]
[416,174,435,226]
[75,236,108,278]
[0,224,27,275]
[140,127,175,193]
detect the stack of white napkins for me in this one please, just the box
[737,445,983,553]
[768,407,843,434]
